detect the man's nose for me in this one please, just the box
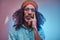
[28,10,32,14]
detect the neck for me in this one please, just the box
[24,21,31,30]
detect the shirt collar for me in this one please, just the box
[22,24,33,32]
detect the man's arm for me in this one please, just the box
[33,26,42,40]
[31,14,43,40]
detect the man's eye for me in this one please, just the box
[24,8,36,12]
[31,9,35,12]
[24,8,29,11]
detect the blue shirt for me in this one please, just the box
[8,24,45,40]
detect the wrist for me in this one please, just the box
[33,26,37,31]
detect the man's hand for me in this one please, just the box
[31,14,37,31]
[28,14,42,40]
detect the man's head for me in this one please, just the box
[21,0,38,23]
[24,4,35,22]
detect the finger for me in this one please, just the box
[34,14,36,20]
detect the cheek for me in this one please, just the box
[24,11,28,16]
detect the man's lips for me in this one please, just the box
[27,16,31,18]
[26,16,32,20]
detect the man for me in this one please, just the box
[8,0,45,40]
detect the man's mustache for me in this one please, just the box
[26,14,34,18]
[26,14,32,17]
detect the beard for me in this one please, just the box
[25,15,32,22]
[24,15,33,26]
[24,14,35,28]
[24,17,32,27]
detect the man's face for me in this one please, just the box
[24,4,36,22]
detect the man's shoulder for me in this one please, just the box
[9,26,17,35]
[38,27,45,40]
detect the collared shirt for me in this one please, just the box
[8,24,45,40]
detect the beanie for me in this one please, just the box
[21,0,38,10]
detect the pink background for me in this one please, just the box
[0,0,60,40]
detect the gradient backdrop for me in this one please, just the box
[0,0,60,40]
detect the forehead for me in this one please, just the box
[25,4,35,9]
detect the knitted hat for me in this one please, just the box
[21,0,38,10]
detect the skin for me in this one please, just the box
[24,4,42,40]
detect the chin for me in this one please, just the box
[25,18,29,22]
[25,18,30,22]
